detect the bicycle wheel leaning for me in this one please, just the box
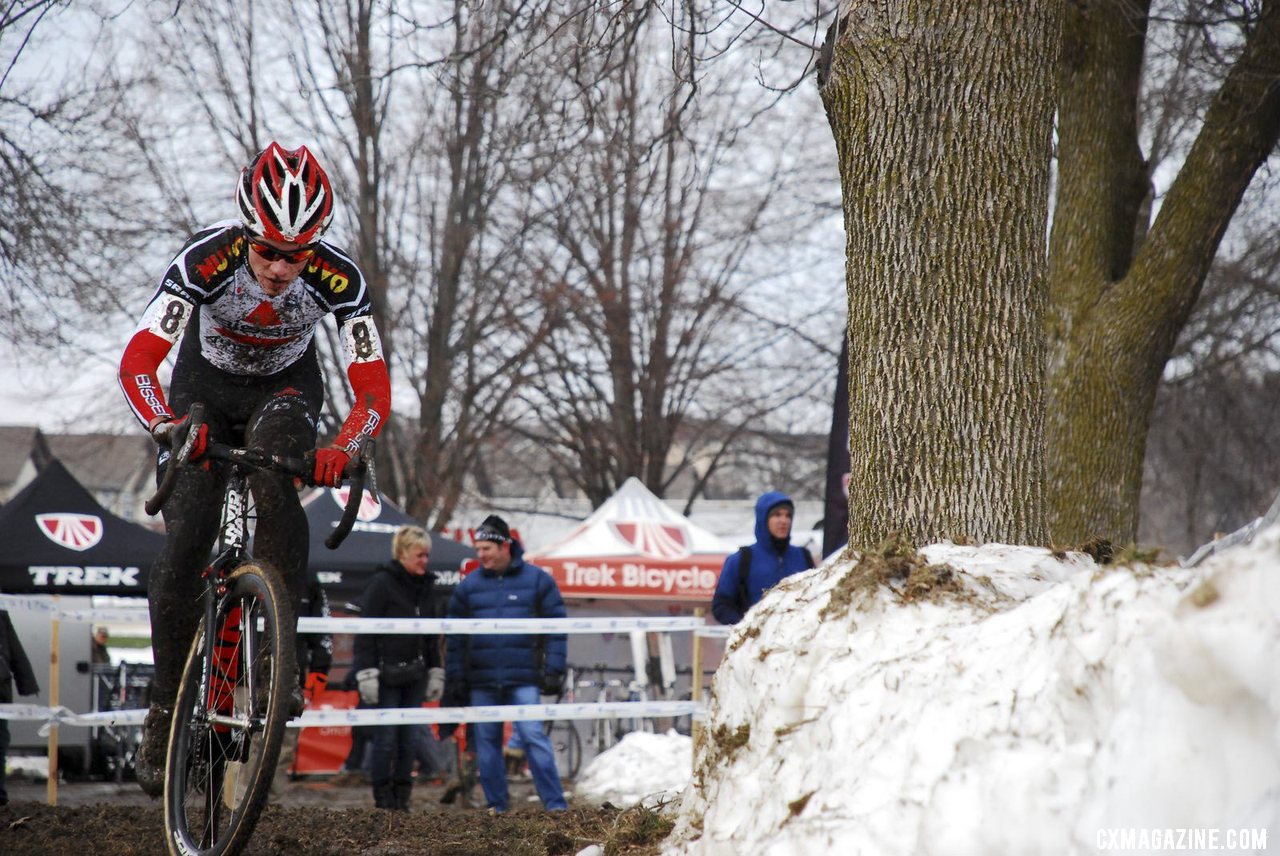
[543,720,583,781]
[164,562,297,856]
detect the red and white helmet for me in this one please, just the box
[236,142,334,244]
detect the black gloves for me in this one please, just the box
[540,671,565,697]
[442,679,469,709]
[438,679,468,740]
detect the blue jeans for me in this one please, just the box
[470,685,566,812]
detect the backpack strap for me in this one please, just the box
[735,546,753,615]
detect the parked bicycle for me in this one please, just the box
[541,666,583,780]
[146,403,371,856]
[617,678,655,740]
[90,662,153,782]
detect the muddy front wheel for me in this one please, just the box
[163,562,296,856]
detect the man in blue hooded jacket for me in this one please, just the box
[445,514,568,813]
[712,491,814,625]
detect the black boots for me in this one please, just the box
[374,781,412,811]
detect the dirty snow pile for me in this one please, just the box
[573,730,693,808]
[660,533,1280,855]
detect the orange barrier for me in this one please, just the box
[293,692,464,774]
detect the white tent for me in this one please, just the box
[526,477,734,602]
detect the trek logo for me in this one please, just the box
[329,487,382,522]
[610,521,690,559]
[36,513,103,551]
[29,565,140,587]
[306,257,349,293]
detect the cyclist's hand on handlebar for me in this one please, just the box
[309,446,350,487]
[151,414,208,460]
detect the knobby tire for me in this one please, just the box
[163,562,296,856]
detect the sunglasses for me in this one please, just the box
[249,239,316,264]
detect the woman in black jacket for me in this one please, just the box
[351,526,444,810]
[0,609,39,806]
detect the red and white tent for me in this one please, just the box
[526,477,733,601]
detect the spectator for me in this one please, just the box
[0,610,39,806]
[712,491,815,625]
[352,525,445,810]
[272,572,333,798]
[91,627,111,665]
[445,515,568,814]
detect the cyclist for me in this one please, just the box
[118,141,391,797]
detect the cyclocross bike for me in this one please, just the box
[146,403,371,856]
[542,665,583,780]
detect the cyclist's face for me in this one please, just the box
[399,545,429,575]
[248,237,311,296]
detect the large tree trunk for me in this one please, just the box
[1046,0,1280,546]
[820,2,1060,549]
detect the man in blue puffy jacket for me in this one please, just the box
[711,491,815,625]
[445,514,568,813]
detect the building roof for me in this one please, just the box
[44,433,153,494]
[0,425,41,486]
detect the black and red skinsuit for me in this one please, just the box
[119,220,391,707]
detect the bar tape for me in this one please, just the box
[0,700,705,731]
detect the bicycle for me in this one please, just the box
[541,666,582,780]
[146,403,371,856]
[616,678,655,741]
[575,665,622,755]
[91,661,154,782]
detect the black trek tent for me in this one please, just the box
[302,487,474,607]
[0,458,164,595]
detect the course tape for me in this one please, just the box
[295,616,723,635]
[0,596,727,637]
[0,700,704,731]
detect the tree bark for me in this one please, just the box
[821,1,1060,548]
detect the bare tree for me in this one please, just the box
[516,2,837,506]
[1046,0,1280,546]
[821,3,1059,548]
[1,5,170,373]
[70,0,562,527]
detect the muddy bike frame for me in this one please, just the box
[146,402,372,856]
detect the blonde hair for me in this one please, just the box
[392,525,432,561]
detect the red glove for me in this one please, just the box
[312,447,350,487]
[304,671,328,698]
[151,414,208,460]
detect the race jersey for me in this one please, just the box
[119,220,390,452]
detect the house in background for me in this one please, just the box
[0,425,155,525]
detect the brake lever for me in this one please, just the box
[144,402,207,516]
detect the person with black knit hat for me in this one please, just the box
[444,515,568,813]
[711,491,815,625]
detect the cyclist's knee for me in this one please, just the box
[245,389,318,453]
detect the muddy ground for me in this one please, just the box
[0,772,672,856]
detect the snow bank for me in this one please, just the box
[663,533,1280,855]
[574,730,693,808]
